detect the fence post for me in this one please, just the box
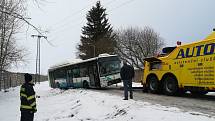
[0,70,2,91]
[9,76,12,88]
[3,71,6,90]
[5,72,10,89]
[0,72,1,91]
[17,73,19,86]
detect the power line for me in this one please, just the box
[108,0,135,12]
[50,2,96,30]
[48,18,85,39]
[105,0,118,6]
[0,4,54,47]
[49,15,85,34]
[48,20,84,42]
[49,0,117,35]
[48,0,133,42]
[52,0,117,29]
[47,0,123,46]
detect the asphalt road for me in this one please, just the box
[92,86,215,118]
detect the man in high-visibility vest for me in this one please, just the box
[20,73,37,121]
[120,61,135,100]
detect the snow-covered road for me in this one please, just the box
[0,81,214,121]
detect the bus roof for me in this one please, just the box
[48,54,118,71]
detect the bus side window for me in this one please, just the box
[73,68,80,78]
[80,68,88,77]
[101,66,107,74]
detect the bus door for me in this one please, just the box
[89,65,96,87]
[67,70,73,87]
[89,64,100,87]
[94,64,100,87]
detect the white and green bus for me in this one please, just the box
[48,54,121,89]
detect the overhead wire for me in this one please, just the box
[50,1,97,30]
[52,0,117,29]
[48,15,85,35]
[48,20,85,42]
[53,0,118,30]
[50,0,134,35]
[108,0,135,12]
[50,0,117,34]
[48,0,118,40]
[48,0,136,43]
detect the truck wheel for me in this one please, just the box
[147,76,159,93]
[83,81,89,89]
[142,84,148,92]
[163,76,178,95]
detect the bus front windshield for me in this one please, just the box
[99,61,120,76]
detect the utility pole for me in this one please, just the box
[31,35,47,84]
[91,45,96,57]
[88,44,96,57]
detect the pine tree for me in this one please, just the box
[77,1,115,59]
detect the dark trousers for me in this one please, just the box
[21,111,34,121]
[123,79,133,99]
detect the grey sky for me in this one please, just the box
[11,0,215,74]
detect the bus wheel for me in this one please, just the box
[56,82,60,88]
[163,76,178,96]
[190,91,208,95]
[83,81,89,89]
[147,76,159,93]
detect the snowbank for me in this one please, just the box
[0,81,214,121]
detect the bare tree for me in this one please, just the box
[114,26,165,70]
[0,0,48,36]
[0,0,26,71]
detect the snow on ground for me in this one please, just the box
[0,81,214,121]
[115,82,143,87]
[207,92,215,96]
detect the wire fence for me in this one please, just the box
[0,70,47,91]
